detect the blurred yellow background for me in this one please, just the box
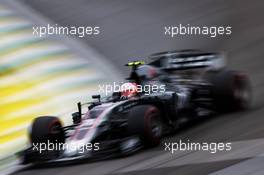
[0,4,109,161]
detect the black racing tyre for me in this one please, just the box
[30,116,65,145]
[205,70,252,111]
[127,105,162,147]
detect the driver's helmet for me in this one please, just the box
[120,82,138,98]
[135,65,159,80]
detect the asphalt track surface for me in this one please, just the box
[11,0,264,174]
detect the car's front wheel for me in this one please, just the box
[127,105,162,147]
[30,116,65,145]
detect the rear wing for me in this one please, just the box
[148,50,226,71]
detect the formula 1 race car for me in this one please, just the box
[18,49,252,164]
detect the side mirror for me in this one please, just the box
[112,92,121,101]
[72,112,81,124]
[92,95,101,102]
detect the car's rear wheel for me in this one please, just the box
[127,105,162,147]
[205,70,252,111]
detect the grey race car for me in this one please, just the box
[18,49,252,164]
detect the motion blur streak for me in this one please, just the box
[7,0,264,175]
[0,3,115,172]
[2,0,264,175]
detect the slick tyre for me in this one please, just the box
[205,70,252,112]
[128,105,162,147]
[30,116,65,145]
